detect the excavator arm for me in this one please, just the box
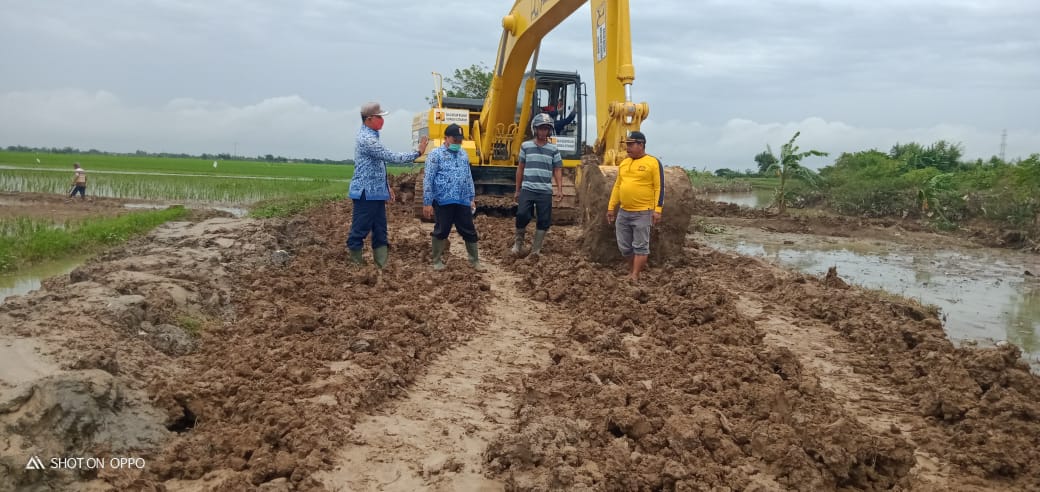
[475,0,648,167]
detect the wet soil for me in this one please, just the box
[695,198,1039,252]
[1,194,1039,491]
[0,192,168,221]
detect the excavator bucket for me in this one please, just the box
[576,157,695,264]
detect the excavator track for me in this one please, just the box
[402,167,579,226]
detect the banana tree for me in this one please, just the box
[764,131,827,213]
[915,172,954,222]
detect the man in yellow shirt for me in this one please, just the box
[605,131,663,281]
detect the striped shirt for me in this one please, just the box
[518,140,562,194]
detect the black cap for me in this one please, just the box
[444,123,463,139]
[623,131,646,143]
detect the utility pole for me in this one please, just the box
[999,129,1007,162]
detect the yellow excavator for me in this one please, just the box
[409,0,694,260]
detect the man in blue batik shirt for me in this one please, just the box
[347,101,429,268]
[422,123,485,272]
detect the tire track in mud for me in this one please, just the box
[318,262,558,491]
[733,286,1017,491]
[735,297,954,489]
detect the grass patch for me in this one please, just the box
[176,314,205,337]
[0,206,188,273]
[249,184,345,218]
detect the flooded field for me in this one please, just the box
[702,189,774,209]
[698,225,1040,371]
[0,255,87,303]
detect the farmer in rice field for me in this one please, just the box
[70,162,87,199]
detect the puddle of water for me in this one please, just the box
[0,256,88,304]
[700,232,1040,371]
[124,203,248,217]
[704,189,775,209]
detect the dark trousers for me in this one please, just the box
[431,202,478,242]
[70,185,86,198]
[347,196,388,250]
[515,189,552,231]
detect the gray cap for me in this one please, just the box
[360,101,389,118]
[531,112,553,128]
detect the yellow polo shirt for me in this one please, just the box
[608,155,663,213]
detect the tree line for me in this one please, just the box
[723,133,1040,239]
[4,145,354,166]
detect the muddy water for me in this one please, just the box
[0,256,87,304]
[699,228,1040,371]
[124,202,248,217]
[704,189,775,208]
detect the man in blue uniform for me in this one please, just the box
[422,123,485,272]
[348,101,429,268]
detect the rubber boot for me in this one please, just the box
[530,229,547,256]
[373,246,389,270]
[465,241,487,272]
[511,229,525,255]
[348,249,365,266]
[431,238,447,271]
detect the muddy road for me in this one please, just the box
[1,198,1039,491]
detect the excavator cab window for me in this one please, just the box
[526,70,582,160]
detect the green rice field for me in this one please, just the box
[0,151,353,179]
[0,151,416,204]
[1,169,344,203]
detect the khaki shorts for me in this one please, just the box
[615,209,652,256]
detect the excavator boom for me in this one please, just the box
[408,0,694,246]
[478,0,647,167]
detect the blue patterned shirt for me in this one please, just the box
[349,125,420,201]
[423,146,475,207]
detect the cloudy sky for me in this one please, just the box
[1,0,1037,171]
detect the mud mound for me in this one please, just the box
[1,202,497,489]
[481,223,916,490]
[4,195,1039,490]
[578,164,695,264]
[144,204,493,487]
[0,370,167,490]
[702,256,1040,487]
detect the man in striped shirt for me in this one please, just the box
[512,113,563,256]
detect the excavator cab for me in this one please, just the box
[524,70,584,162]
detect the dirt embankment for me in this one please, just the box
[694,198,1040,252]
[1,198,1039,491]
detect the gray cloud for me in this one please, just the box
[1,0,1037,169]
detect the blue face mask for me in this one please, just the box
[448,143,461,152]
